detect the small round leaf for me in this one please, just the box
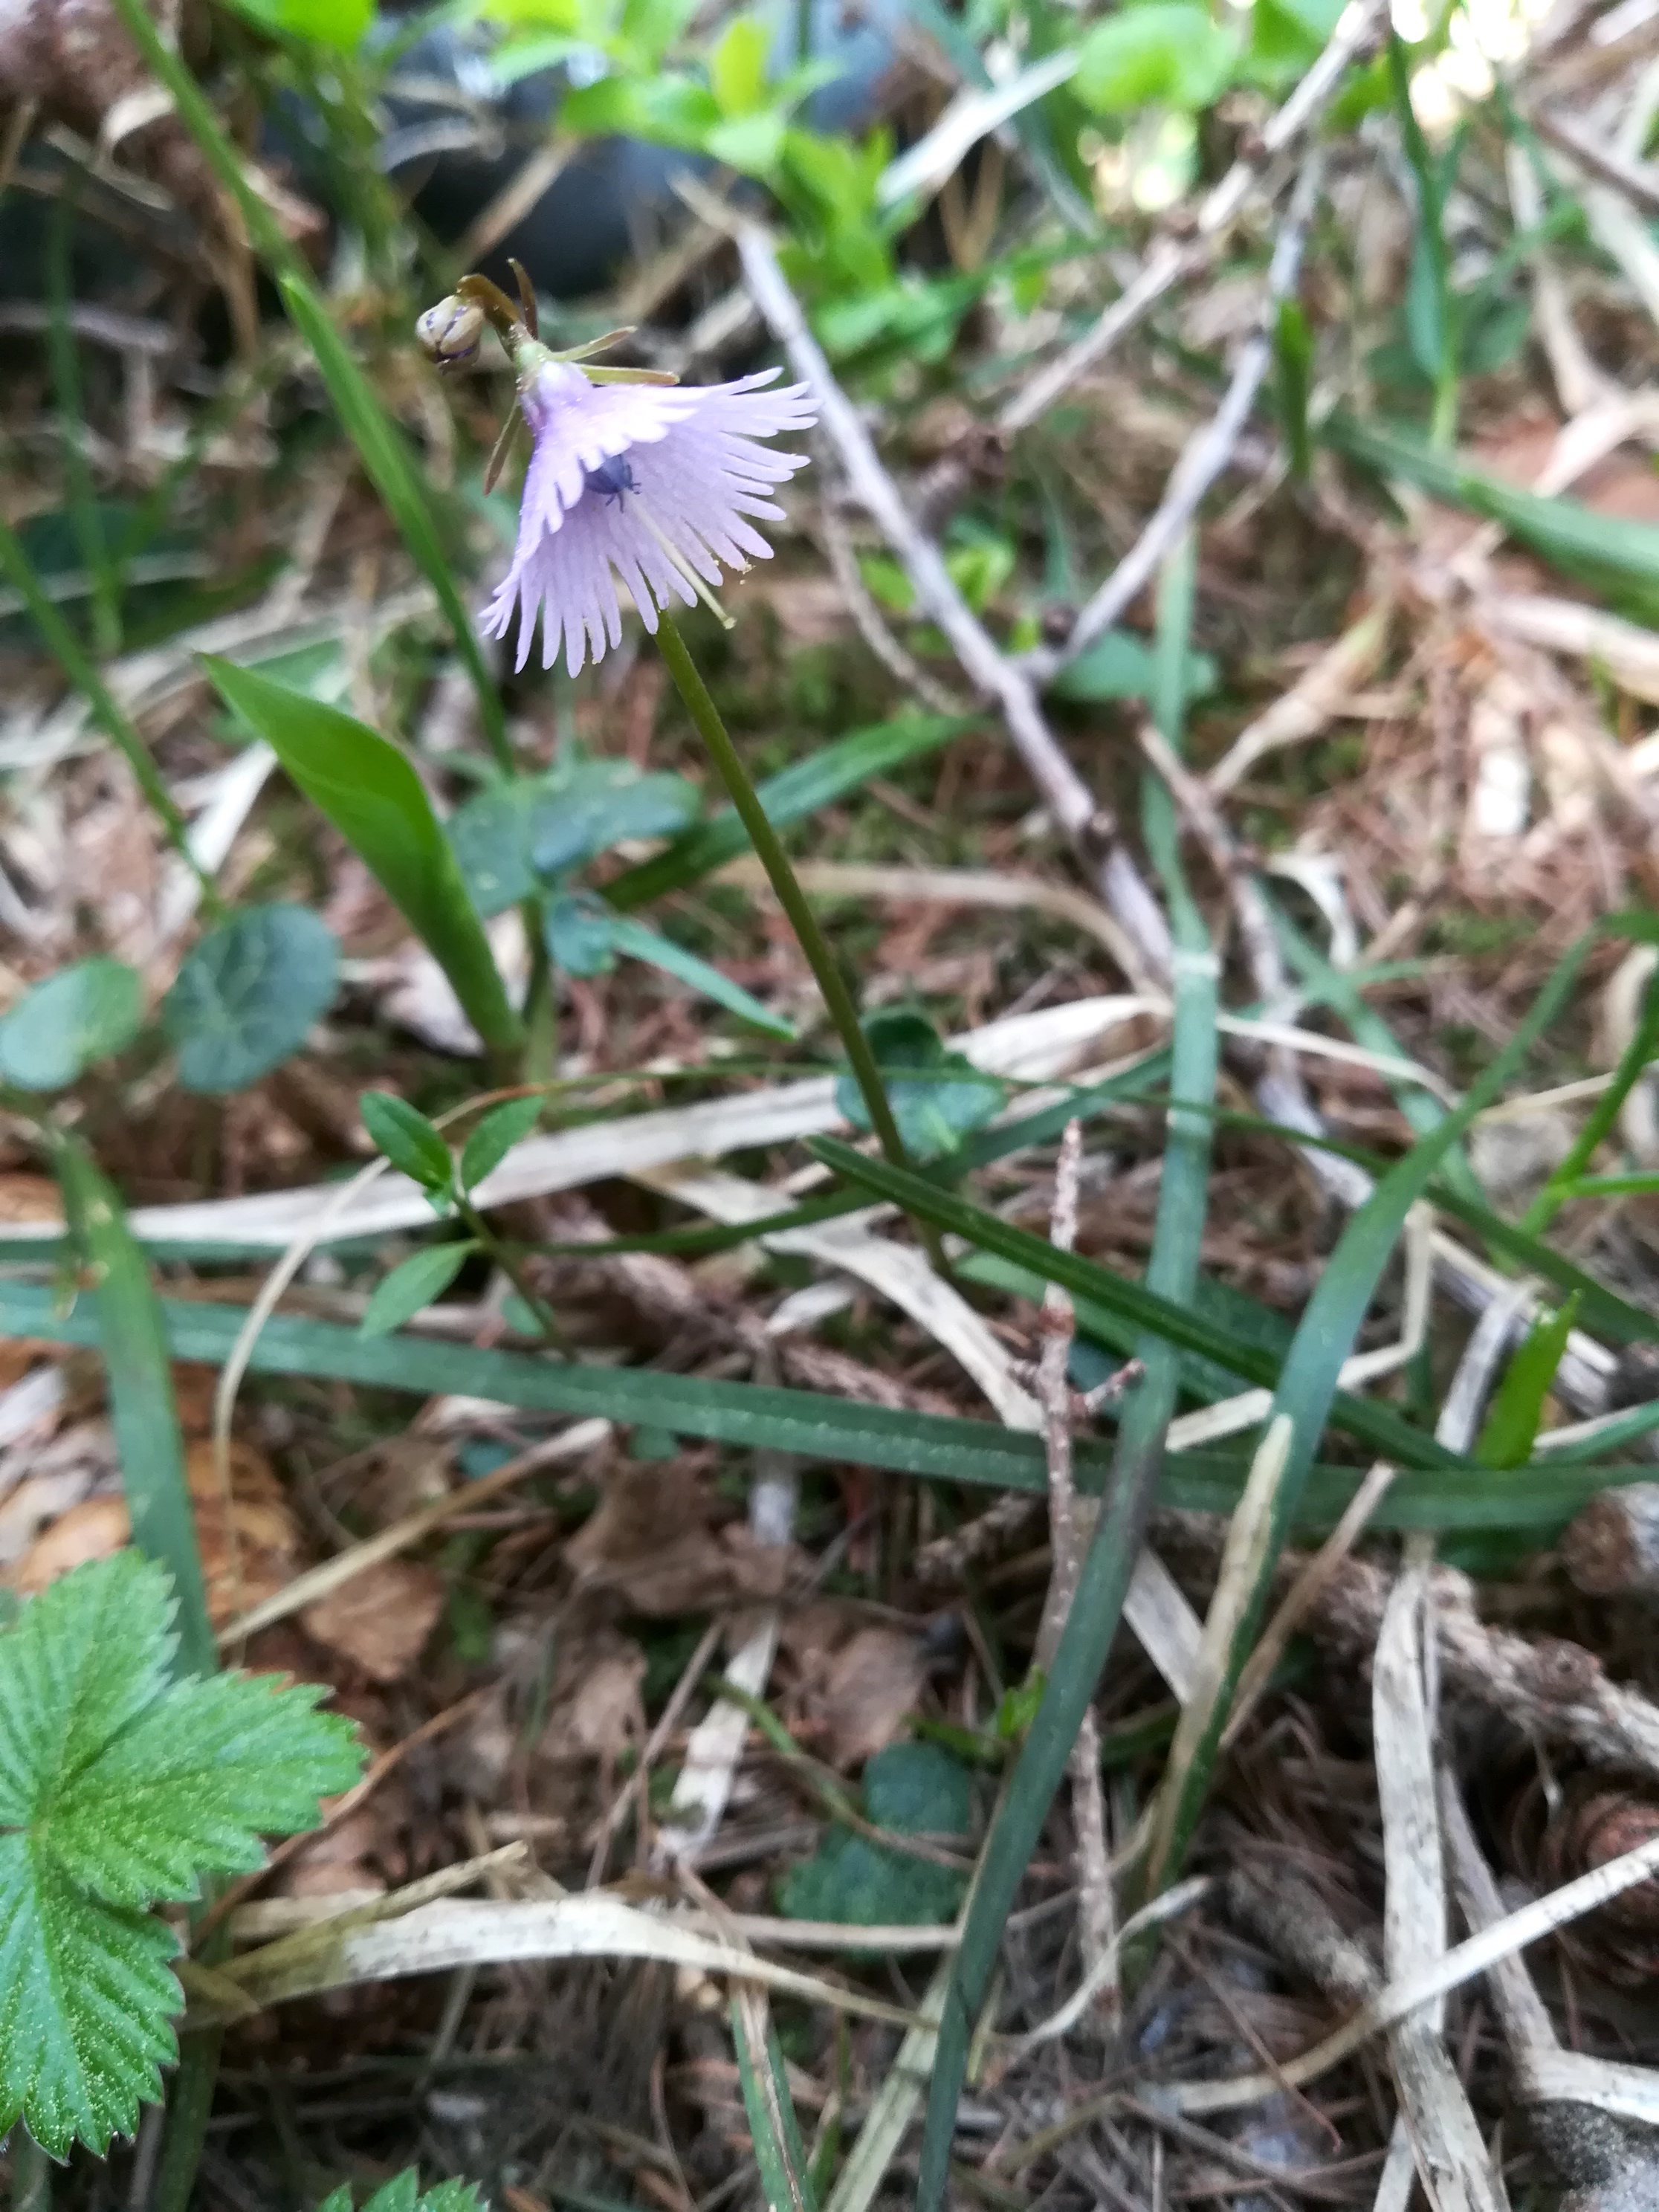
[0,960,143,1091]
[162,905,338,1094]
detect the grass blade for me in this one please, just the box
[809,1137,1464,1476]
[202,659,522,1061]
[0,1283,1640,1533]
[731,1994,818,2212]
[918,538,1217,2211]
[51,1139,214,1678]
[1136,922,1602,1893]
[604,715,971,911]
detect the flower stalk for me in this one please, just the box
[653,613,926,1200]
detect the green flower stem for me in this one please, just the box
[654,612,925,1204]
[0,513,222,916]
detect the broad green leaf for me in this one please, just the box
[1073,4,1238,114]
[459,1097,544,1194]
[834,1012,1003,1158]
[352,2179,487,2212]
[220,0,374,46]
[360,1243,476,1337]
[1050,627,1216,705]
[609,913,795,1038]
[451,763,699,917]
[54,1142,213,1676]
[707,110,787,174]
[0,1554,363,2156]
[203,660,521,1058]
[543,890,618,977]
[0,960,142,1090]
[0,1834,181,2158]
[359,1092,453,1193]
[778,1744,970,1933]
[162,905,338,1093]
[711,15,770,111]
[1477,1292,1582,1469]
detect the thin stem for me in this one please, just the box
[653,612,919,1187]
[455,1199,566,1350]
[0,510,222,915]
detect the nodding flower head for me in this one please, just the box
[482,355,816,677]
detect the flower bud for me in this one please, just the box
[415,295,486,369]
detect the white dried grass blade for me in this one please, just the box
[1374,1563,1510,2212]
[823,1956,953,2212]
[207,1894,924,2027]
[644,1163,1038,1429]
[1012,1876,1210,2051]
[1164,1825,1659,2118]
[0,995,1147,1250]
[1206,604,1391,794]
[1143,1413,1293,1889]
[876,48,1079,209]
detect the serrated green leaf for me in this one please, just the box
[48,1669,363,1907]
[0,1554,365,2157]
[0,1551,174,1827]
[360,1243,476,1338]
[163,905,338,1093]
[359,1092,453,1193]
[354,2176,487,2212]
[0,959,143,1090]
[459,1098,544,1194]
[0,1833,181,2158]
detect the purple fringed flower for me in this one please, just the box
[482,359,816,676]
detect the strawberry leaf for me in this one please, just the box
[0,1553,366,2157]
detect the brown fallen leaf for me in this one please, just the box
[300,1559,446,1684]
[12,1494,132,1590]
[186,1437,303,1626]
[0,1174,65,1225]
[566,1459,799,1615]
[815,1626,927,1769]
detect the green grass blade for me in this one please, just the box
[0,512,212,902]
[809,1137,1464,1475]
[1327,413,1659,618]
[604,715,972,911]
[918,538,1217,2212]
[731,1998,818,2212]
[1521,963,1659,1234]
[1476,1292,1580,1468]
[202,659,522,1060]
[51,1139,214,1678]
[0,1283,1640,1533]
[1139,923,1600,1891]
